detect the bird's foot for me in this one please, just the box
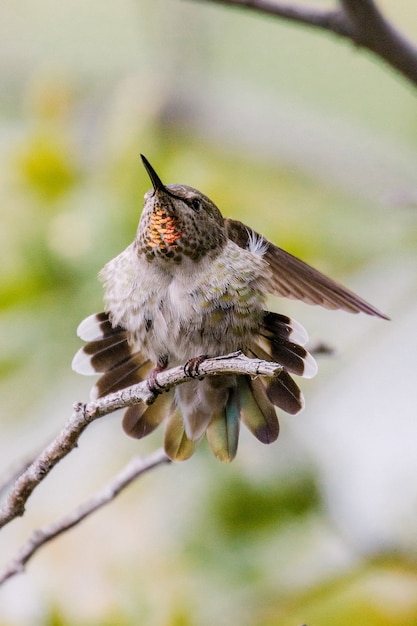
[147,357,169,396]
[183,354,208,378]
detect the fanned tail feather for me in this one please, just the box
[243,310,315,418]
[122,389,174,439]
[72,310,315,462]
[72,312,165,431]
[73,312,214,458]
[175,377,232,441]
[238,376,279,444]
[206,387,240,462]
[256,312,317,379]
[262,311,308,345]
[265,370,305,414]
[92,358,152,400]
[164,407,197,461]
[76,312,125,341]
[72,312,152,400]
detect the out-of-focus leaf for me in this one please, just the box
[13,131,78,202]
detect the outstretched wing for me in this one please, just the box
[225,218,388,319]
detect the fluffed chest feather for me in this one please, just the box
[100,241,270,363]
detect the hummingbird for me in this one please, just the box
[72,155,388,462]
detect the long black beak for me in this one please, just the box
[140,154,169,194]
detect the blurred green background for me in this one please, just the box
[1,1,417,624]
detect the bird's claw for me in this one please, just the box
[183,355,207,378]
[147,366,165,396]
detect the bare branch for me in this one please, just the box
[0,403,96,530]
[340,0,417,85]
[0,448,170,586]
[193,0,350,36]
[0,453,38,500]
[0,352,282,530]
[195,0,417,88]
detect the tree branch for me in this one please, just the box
[0,448,170,586]
[193,0,350,36]
[0,352,282,530]
[194,0,417,88]
[0,453,38,501]
[340,0,417,86]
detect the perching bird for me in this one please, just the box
[72,155,387,462]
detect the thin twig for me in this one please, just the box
[0,448,170,586]
[194,0,417,88]
[0,352,282,531]
[0,453,39,500]
[193,0,350,36]
[0,403,95,530]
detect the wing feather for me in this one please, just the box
[225,219,388,319]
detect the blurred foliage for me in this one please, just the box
[201,471,320,539]
[14,132,77,202]
[259,556,417,626]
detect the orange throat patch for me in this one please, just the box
[146,208,183,250]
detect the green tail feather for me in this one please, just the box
[164,407,197,461]
[206,388,240,462]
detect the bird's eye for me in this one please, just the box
[190,198,201,212]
